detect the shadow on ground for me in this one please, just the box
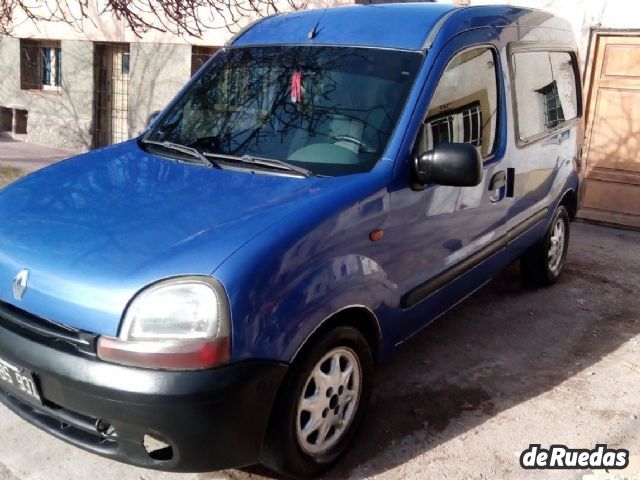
[224,222,640,480]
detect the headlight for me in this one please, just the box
[97,276,230,370]
[122,279,227,340]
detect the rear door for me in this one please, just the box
[507,47,582,223]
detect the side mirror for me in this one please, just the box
[145,110,161,128]
[412,143,483,188]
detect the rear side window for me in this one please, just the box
[416,47,498,158]
[511,50,579,141]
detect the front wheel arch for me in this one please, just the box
[259,307,380,474]
[290,306,382,365]
[261,325,374,477]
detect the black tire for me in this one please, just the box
[521,205,570,286]
[261,326,374,478]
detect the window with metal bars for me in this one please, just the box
[20,40,62,91]
[462,104,482,146]
[92,43,130,147]
[512,51,578,141]
[539,81,565,130]
[426,102,483,149]
[430,116,454,146]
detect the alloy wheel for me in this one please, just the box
[548,217,566,274]
[296,346,362,457]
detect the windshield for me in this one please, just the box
[145,46,422,176]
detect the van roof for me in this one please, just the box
[231,3,568,51]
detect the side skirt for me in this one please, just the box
[400,208,548,309]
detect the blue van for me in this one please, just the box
[0,3,582,477]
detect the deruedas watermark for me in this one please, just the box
[520,444,630,470]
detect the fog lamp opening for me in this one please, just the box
[143,434,173,460]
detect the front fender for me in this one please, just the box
[265,254,395,362]
[221,250,397,364]
[213,172,395,363]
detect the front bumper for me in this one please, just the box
[0,316,288,472]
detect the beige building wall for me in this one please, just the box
[3,0,324,45]
[0,0,265,149]
[468,0,640,64]
[0,0,353,149]
[0,38,94,148]
[5,3,228,45]
[128,43,192,138]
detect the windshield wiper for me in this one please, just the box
[202,152,312,178]
[141,140,311,177]
[140,139,218,168]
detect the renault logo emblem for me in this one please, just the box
[13,269,29,300]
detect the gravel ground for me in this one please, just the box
[0,169,639,480]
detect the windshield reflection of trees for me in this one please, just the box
[150,46,418,175]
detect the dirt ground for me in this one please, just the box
[0,167,23,187]
[0,168,639,480]
[0,137,76,173]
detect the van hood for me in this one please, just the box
[0,140,318,335]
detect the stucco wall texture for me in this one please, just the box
[0,38,94,149]
[0,0,637,150]
[128,43,192,139]
[0,0,254,149]
[0,0,339,149]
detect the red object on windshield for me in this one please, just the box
[291,71,302,103]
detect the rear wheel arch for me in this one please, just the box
[559,188,578,220]
[521,204,570,286]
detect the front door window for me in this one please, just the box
[416,47,499,159]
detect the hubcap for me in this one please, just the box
[548,217,566,274]
[296,347,362,457]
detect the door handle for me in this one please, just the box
[506,167,515,197]
[489,171,506,191]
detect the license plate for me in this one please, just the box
[0,356,42,405]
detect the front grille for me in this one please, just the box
[0,387,175,467]
[0,388,118,455]
[0,301,97,355]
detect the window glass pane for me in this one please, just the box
[191,46,219,76]
[42,48,52,85]
[55,47,62,85]
[550,51,578,121]
[431,116,452,145]
[122,51,130,75]
[512,51,578,140]
[20,41,41,90]
[149,46,422,176]
[19,40,61,90]
[420,48,498,158]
